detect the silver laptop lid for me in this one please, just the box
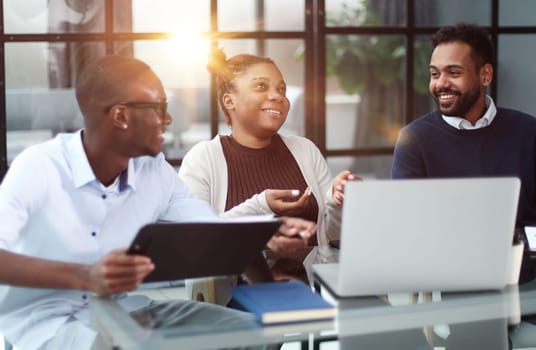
[337,177,520,296]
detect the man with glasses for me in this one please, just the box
[0,55,314,349]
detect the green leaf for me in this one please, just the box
[334,51,366,94]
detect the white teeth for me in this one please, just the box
[264,109,281,115]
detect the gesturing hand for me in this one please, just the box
[266,188,312,216]
[332,170,362,206]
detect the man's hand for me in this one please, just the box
[266,188,312,216]
[267,217,317,253]
[87,248,154,296]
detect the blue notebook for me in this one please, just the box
[231,281,336,324]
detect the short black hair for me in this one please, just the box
[431,23,494,68]
[75,55,152,117]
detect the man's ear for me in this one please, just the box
[110,105,129,130]
[223,93,235,111]
[480,63,493,87]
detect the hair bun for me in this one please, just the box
[207,47,227,75]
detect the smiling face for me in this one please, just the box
[429,41,492,124]
[114,73,171,158]
[223,62,290,146]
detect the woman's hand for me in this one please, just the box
[266,188,312,216]
[87,248,154,296]
[267,216,317,253]
[332,170,362,206]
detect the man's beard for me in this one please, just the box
[432,85,481,118]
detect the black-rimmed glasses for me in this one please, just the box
[111,101,168,118]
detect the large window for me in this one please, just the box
[2,0,536,180]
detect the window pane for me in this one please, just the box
[218,0,256,31]
[327,155,393,180]
[218,39,305,136]
[265,0,304,31]
[326,0,406,27]
[497,35,536,116]
[219,0,304,31]
[325,35,406,149]
[413,36,435,119]
[414,0,491,27]
[5,41,105,164]
[3,0,111,34]
[128,0,210,33]
[115,38,213,159]
[499,0,536,26]
[7,41,106,89]
[6,42,49,89]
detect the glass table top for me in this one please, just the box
[90,280,536,350]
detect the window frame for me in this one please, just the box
[2,0,536,179]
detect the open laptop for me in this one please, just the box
[128,217,281,283]
[313,177,521,297]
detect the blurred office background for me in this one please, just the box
[1,2,536,348]
[1,0,536,181]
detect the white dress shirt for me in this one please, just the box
[0,130,216,349]
[442,95,497,130]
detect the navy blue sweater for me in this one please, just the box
[392,108,536,227]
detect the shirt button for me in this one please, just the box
[82,294,87,300]
[91,232,96,237]
[101,194,107,199]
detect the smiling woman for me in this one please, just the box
[178,48,359,305]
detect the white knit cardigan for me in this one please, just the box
[179,133,341,250]
[178,134,341,302]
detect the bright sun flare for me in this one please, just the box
[170,25,210,65]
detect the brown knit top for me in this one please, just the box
[220,134,318,222]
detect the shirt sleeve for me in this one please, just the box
[0,148,48,248]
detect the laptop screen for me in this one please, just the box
[334,177,520,296]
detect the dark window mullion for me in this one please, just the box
[308,0,326,154]
[405,0,415,125]
[210,0,219,139]
[105,0,114,54]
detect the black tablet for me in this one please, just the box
[128,218,282,282]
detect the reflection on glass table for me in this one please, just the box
[90,282,536,350]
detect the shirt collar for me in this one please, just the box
[442,95,497,130]
[66,130,135,192]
